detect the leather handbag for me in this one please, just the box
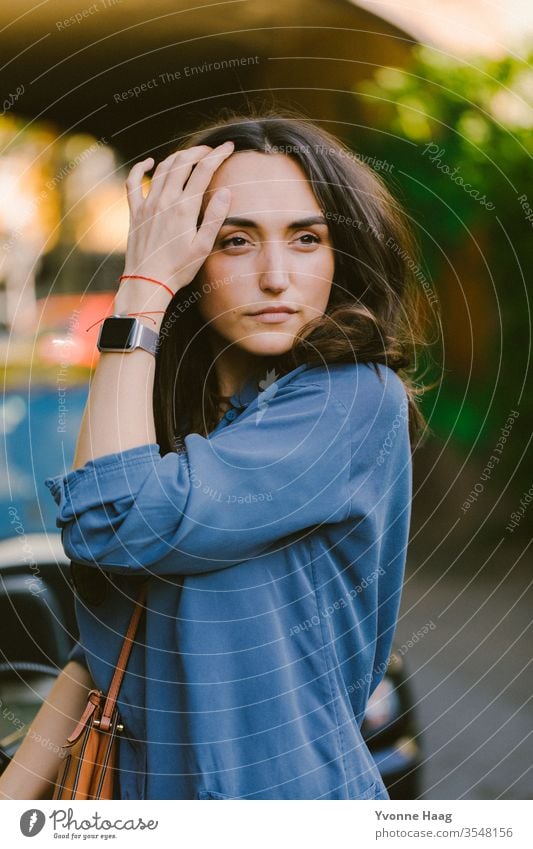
[52,581,147,800]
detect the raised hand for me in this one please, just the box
[121,141,234,297]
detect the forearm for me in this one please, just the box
[72,281,171,469]
[71,140,232,470]
[0,661,95,800]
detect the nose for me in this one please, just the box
[258,239,290,292]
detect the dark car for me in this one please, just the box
[0,380,422,797]
[361,650,422,799]
[0,534,75,774]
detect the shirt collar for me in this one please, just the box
[229,375,262,410]
[228,363,308,410]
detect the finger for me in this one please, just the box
[192,187,232,256]
[149,145,213,206]
[145,151,184,207]
[177,141,235,217]
[125,157,154,215]
[154,145,221,208]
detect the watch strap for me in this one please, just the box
[136,321,159,355]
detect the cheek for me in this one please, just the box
[195,257,226,320]
[306,244,334,278]
[320,248,336,280]
[303,254,335,306]
[196,280,243,325]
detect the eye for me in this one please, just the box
[219,233,322,248]
[295,233,321,245]
[220,236,249,248]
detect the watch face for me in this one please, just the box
[98,317,137,349]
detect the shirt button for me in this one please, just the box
[225,409,237,421]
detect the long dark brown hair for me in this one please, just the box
[154,105,436,455]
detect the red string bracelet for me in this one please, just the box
[119,274,174,298]
[85,311,166,332]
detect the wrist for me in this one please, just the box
[113,278,172,327]
[119,271,175,300]
[114,311,165,332]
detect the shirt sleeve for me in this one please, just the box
[44,376,355,575]
[66,639,88,668]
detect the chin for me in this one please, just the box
[239,334,296,357]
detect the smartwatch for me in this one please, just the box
[96,315,159,356]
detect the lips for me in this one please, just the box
[248,309,297,324]
[248,307,297,315]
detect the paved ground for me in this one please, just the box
[393,438,532,800]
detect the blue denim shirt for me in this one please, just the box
[44,361,412,800]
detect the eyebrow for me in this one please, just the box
[220,215,329,229]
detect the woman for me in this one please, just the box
[1,106,429,800]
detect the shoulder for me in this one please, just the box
[230,362,409,458]
[287,362,411,470]
[287,361,408,418]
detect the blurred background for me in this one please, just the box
[0,0,531,800]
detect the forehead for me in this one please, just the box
[201,151,321,214]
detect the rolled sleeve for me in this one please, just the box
[66,639,88,668]
[44,380,353,575]
[45,444,161,526]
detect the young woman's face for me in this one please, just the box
[195,151,335,357]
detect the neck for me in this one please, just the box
[208,332,275,399]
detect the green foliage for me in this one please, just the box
[351,46,532,501]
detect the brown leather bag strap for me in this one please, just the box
[99,581,148,732]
